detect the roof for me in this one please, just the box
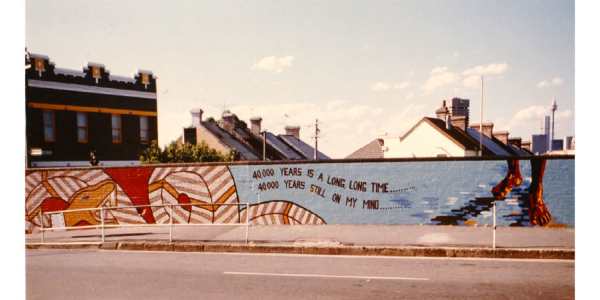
[345,139,384,159]
[198,113,330,161]
[264,132,304,160]
[419,117,482,152]
[279,134,330,160]
[465,128,512,156]
[202,121,260,160]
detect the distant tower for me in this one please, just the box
[544,116,551,152]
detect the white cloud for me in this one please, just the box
[422,67,459,92]
[536,81,549,88]
[537,77,564,88]
[505,105,574,137]
[462,63,509,77]
[459,63,509,89]
[370,81,410,92]
[251,56,294,73]
[552,77,564,85]
[462,75,481,89]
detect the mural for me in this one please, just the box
[25,158,574,233]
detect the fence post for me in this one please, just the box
[100,207,105,243]
[40,209,44,244]
[492,200,496,249]
[245,203,249,244]
[169,204,173,243]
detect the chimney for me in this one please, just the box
[250,117,262,136]
[29,53,50,78]
[450,97,470,126]
[435,100,450,120]
[86,62,107,84]
[521,141,532,152]
[191,109,203,127]
[221,110,235,132]
[136,69,154,89]
[285,125,300,139]
[469,122,494,138]
[508,137,522,149]
[493,131,509,145]
[450,116,467,131]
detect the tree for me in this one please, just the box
[140,140,235,164]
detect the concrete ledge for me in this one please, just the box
[26,241,575,260]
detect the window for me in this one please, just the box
[42,110,55,142]
[139,116,149,143]
[76,112,88,143]
[111,114,122,143]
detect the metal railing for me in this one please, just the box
[35,203,250,245]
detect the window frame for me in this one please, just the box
[111,114,122,144]
[42,110,55,143]
[76,112,88,143]
[139,116,149,144]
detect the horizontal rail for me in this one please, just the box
[42,202,247,216]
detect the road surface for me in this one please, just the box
[26,249,573,299]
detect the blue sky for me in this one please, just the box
[26,0,574,158]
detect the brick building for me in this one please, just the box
[25,53,158,167]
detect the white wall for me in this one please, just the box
[383,121,467,158]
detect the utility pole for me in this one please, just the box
[550,99,557,151]
[313,119,320,160]
[480,76,484,157]
[262,131,266,161]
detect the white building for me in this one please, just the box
[347,99,530,159]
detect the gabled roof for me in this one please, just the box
[345,139,384,159]
[279,134,331,160]
[465,128,512,156]
[264,132,304,160]
[202,121,260,160]
[198,113,330,161]
[406,117,483,152]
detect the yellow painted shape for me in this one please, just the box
[64,181,115,227]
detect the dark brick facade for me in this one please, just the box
[25,54,158,167]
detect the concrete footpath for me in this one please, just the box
[25,225,575,260]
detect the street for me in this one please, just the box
[26,249,574,299]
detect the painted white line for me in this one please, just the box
[224,271,429,281]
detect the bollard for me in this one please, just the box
[100,207,105,243]
[40,209,44,244]
[492,200,496,249]
[169,204,173,243]
[245,203,249,244]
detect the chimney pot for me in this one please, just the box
[250,117,262,136]
[191,109,203,127]
[450,115,467,131]
[285,125,300,139]
[469,122,494,138]
[492,130,509,145]
[508,137,522,149]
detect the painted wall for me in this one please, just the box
[24,158,574,232]
[384,122,468,158]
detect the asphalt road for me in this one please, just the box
[26,250,574,300]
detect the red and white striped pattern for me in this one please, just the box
[147,166,240,224]
[105,186,147,225]
[240,201,325,225]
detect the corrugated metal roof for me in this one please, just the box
[202,121,259,160]
[465,128,512,156]
[265,132,304,160]
[279,134,330,160]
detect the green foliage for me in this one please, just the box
[140,140,235,164]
